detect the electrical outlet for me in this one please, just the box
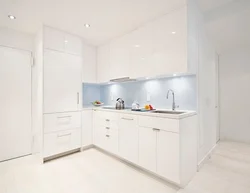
[147,92,151,102]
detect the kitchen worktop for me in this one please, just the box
[82,106,196,119]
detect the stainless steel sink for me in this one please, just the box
[150,110,186,114]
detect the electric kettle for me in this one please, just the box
[116,98,125,109]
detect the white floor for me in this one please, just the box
[1,141,250,193]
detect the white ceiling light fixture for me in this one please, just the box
[64,40,68,43]
[172,31,176,34]
[8,15,16,20]
[134,45,140,48]
[84,23,90,28]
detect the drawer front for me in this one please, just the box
[138,115,179,133]
[44,112,81,133]
[43,129,81,158]
[93,111,119,127]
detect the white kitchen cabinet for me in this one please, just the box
[82,45,97,83]
[82,110,93,147]
[97,44,110,83]
[93,111,119,154]
[96,7,193,81]
[44,27,65,52]
[44,26,82,56]
[64,34,82,55]
[157,130,180,183]
[43,128,81,158]
[110,34,131,80]
[129,23,153,78]
[118,114,138,164]
[43,50,82,113]
[138,127,157,172]
[151,7,188,75]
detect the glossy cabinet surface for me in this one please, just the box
[97,44,110,83]
[97,7,191,82]
[82,110,93,147]
[82,45,97,83]
[138,127,157,172]
[43,50,82,113]
[110,34,131,80]
[44,26,82,55]
[118,114,139,164]
[157,130,180,183]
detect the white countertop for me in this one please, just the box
[82,106,197,119]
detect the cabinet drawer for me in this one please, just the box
[44,112,81,133]
[93,111,119,126]
[138,116,179,133]
[43,129,81,158]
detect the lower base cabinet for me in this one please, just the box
[118,115,139,164]
[93,110,197,187]
[157,130,180,183]
[138,127,157,172]
[43,128,81,158]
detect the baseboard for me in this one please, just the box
[43,148,81,162]
[197,144,217,171]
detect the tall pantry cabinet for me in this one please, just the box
[35,26,83,161]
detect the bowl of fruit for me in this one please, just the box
[91,100,104,107]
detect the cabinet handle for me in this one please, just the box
[121,117,134,121]
[106,127,110,130]
[57,115,72,119]
[153,128,160,132]
[106,135,110,137]
[77,92,79,104]
[57,133,72,138]
[106,119,110,122]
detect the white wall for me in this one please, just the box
[219,48,250,143]
[188,0,218,164]
[0,27,33,51]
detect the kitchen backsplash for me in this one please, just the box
[83,75,197,110]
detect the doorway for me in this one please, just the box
[0,46,32,161]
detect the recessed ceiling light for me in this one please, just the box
[134,45,140,48]
[8,15,16,20]
[64,40,68,43]
[84,24,90,28]
[173,73,177,76]
[172,31,176,34]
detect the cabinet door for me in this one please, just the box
[110,34,131,80]
[93,124,107,149]
[130,23,153,78]
[152,7,187,75]
[64,34,82,55]
[138,127,157,172]
[82,45,97,83]
[97,44,110,83]
[157,130,180,183]
[44,27,65,52]
[119,115,138,164]
[44,50,82,113]
[82,110,93,147]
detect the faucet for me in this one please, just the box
[167,89,178,111]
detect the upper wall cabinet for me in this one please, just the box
[151,7,188,75]
[129,23,153,78]
[82,45,97,83]
[110,34,131,80]
[97,44,111,83]
[44,27,82,56]
[97,6,194,82]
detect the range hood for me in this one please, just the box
[110,77,136,83]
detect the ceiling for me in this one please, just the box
[1,0,249,53]
[196,0,250,54]
[0,0,186,45]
